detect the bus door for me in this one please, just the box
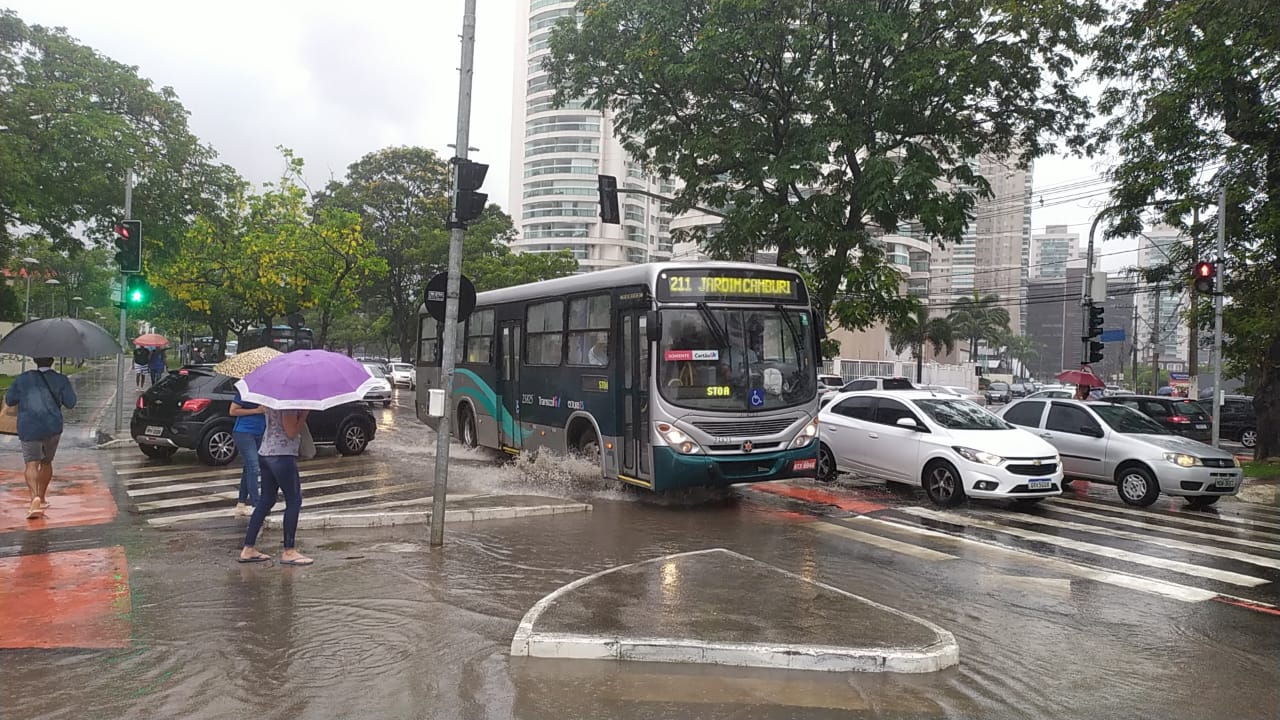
[499,322,522,452]
[620,311,651,479]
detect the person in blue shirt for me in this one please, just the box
[148,348,167,386]
[230,391,267,517]
[5,357,78,520]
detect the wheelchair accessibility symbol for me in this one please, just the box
[749,388,765,408]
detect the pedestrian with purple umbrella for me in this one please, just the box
[234,350,380,566]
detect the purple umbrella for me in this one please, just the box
[234,350,380,410]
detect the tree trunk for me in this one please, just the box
[1253,333,1280,460]
[915,344,924,384]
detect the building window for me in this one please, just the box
[624,225,646,244]
[525,115,601,136]
[526,96,589,114]
[524,158,598,177]
[522,222,594,239]
[529,7,575,33]
[567,295,611,367]
[625,247,647,264]
[623,203,645,223]
[523,200,598,218]
[525,300,564,365]
[523,179,597,199]
[465,309,494,364]
[524,137,600,156]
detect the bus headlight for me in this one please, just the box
[655,422,703,455]
[790,418,819,448]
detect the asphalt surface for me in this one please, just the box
[2,376,1278,719]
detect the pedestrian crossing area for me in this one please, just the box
[106,450,431,527]
[752,480,1280,614]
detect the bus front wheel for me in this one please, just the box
[459,406,478,449]
[574,430,600,465]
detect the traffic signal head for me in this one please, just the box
[1087,340,1104,364]
[1087,303,1105,339]
[114,220,142,273]
[597,174,621,225]
[125,274,148,307]
[1193,261,1215,294]
[451,160,489,227]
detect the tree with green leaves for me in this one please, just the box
[888,304,954,383]
[1092,0,1280,458]
[544,0,1101,333]
[947,293,1011,363]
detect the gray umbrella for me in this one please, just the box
[0,318,121,358]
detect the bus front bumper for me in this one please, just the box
[651,444,819,490]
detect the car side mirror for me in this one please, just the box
[645,310,662,342]
[896,417,920,430]
[1081,425,1104,438]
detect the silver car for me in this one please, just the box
[997,398,1242,508]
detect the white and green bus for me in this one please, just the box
[415,262,821,490]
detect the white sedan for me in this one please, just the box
[388,362,416,389]
[818,389,1063,506]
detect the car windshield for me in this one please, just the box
[364,365,386,378]
[990,382,1009,391]
[1092,404,1171,434]
[944,386,970,395]
[1173,400,1207,416]
[818,376,843,388]
[914,399,1010,430]
[658,307,817,411]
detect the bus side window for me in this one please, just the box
[466,310,494,364]
[420,316,439,363]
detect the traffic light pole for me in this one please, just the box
[115,170,131,435]
[430,0,477,547]
[1210,187,1226,447]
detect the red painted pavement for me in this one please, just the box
[0,545,131,649]
[752,482,889,513]
[0,462,116,532]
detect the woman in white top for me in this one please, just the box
[238,408,312,565]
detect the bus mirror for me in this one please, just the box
[646,310,661,342]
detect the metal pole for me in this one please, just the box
[430,0,477,547]
[1131,280,1139,389]
[115,170,131,435]
[1151,287,1161,394]
[1187,207,1199,398]
[21,273,31,373]
[1210,187,1226,448]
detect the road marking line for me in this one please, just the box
[1042,504,1280,553]
[809,521,957,561]
[116,456,350,480]
[145,482,419,526]
[1212,595,1280,617]
[974,510,1280,571]
[902,507,1267,587]
[1051,497,1280,539]
[854,516,1217,603]
[133,473,392,512]
[1234,503,1280,517]
[126,464,384,497]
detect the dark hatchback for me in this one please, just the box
[131,366,378,465]
[1210,395,1257,448]
[1099,395,1212,443]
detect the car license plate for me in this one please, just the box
[793,459,817,472]
[1214,478,1236,488]
[1028,478,1052,490]
[1195,424,1208,430]
[145,425,163,436]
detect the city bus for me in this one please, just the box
[238,325,315,354]
[415,262,821,490]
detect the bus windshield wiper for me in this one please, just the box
[696,302,730,350]
[776,305,805,355]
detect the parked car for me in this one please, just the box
[1213,395,1257,448]
[817,374,844,390]
[361,363,393,407]
[388,362,416,389]
[131,367,377,465]
[997,398,1241,508]
[1098,395,1212,443]
[985,381,1012,404]
[820,376,914,404]
[818,390,1062,506]
[1010,383,1028,398]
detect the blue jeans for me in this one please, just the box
[233,431,262,505]
[150,369,163,385]
[243,455,302,550]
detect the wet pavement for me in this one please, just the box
[2,371,1279,718]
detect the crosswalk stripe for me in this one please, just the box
[1235,503,1280,517]
[854,516,1217,603]
[972,510,1280,571]
[115,456,350,479]
[133,473,392,512]
[810,521,958,561]
[1044,504,1280,553]
[145,482,419,527]
[902,507,1268,587]
[126,464,383,498]
[1053,497,1280,538]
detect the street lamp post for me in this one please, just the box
[44,278,61,318]
[72,296,83,319]
[19,257,39,372]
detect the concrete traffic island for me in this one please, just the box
[511,548,958,673]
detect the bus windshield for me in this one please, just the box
[658,307,816,412]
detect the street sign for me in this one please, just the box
[1100,329,1126,343]
[1169,372,1190,381]
[424,273,476,324]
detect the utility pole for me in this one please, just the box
[1151,287,1161,394]
[1187,206,1199,398]
[430,0,477,547]
[1210,187,1226,447]
[115,170,131,435]
[1131,279,1139,389]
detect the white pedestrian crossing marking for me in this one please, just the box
[1043,503,1280,553]
[126,464,374,498]
[810,521,958,561]
[145,481,417,527]
[901,507,1268,587]
[1052,497,1280,538]
[132,473,393,512]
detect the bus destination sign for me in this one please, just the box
[657,270,805,303]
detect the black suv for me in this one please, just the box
[1212,395,1257,448]
[1099,395,1212,443]
[131,367,378,465]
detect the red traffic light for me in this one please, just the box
[1195,261,1213,277]
[114,223,131,239]
[1193,260,1215,294]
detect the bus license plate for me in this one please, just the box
[145,425,163,436]
[793,459,816,472]
[1028,478,1052,490]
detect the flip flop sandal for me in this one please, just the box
[237,554,272,564]
[279,558,314,566]
[26,507,44,520]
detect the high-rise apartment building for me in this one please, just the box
[508,0,674,271]
[1029,225,1080,280]
[1137,224,1189,363]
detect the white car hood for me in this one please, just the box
[1131,433,1233,458]
[939,427,1058,458]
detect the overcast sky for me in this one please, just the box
[10,1,1138,271]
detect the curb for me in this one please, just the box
[510,548,959,674]
[265,502,592,530]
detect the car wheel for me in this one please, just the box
[1186,495,1221,509]
[817,444,837,482]
[336,419,370,456]
[138,443,177,460]
[1060,477,1074,487]
[197,426,238,466]
[1116,465,1160,507]
[923,461,967,507]
[1240,428,1257,448]
[459,407,478,449]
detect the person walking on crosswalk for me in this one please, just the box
[229,391,266,517]
[239,408,312,566]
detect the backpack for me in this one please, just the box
[133,347,151,365]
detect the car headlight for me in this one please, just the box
[1164,453,1202,468]
[655,422,703,455]
[953,446,1004,465]
[791,418,819,448]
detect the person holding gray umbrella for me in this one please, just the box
[5,357,77,520]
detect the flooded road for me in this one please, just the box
[3,393,1279,719]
